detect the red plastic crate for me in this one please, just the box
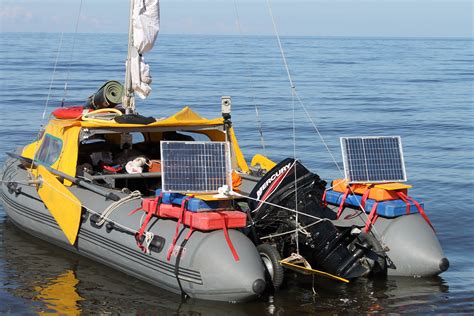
[142,200,246,231]
[183,211,246,231]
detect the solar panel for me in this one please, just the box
[340,136,407,183]
[161,141,232,193]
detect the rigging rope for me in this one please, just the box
[265,0,295,90]
[259,220,325,240]
[231,190,324,221]
[39,177,141,236]
[30,0,84,175]
[29,32,65,176]
[42,33,65,120]
[264,0,385,241]
[267,0,302,254]
[33,173,326,251]
[96,190,142,226]
[292,85,300,255]
[232,0,267,155]
[61,0,85,107]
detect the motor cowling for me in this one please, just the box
[248,158,373,279]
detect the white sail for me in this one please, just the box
[130,0,160,99]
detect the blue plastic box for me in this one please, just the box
[155,189,232,212]
[325,189,422,218]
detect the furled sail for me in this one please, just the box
[130,0,160,99]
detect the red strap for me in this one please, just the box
[133,194,162,252]
[135,210,155,252]
[137,209,154,239]
[396,191,411,214]
[128,206,143,216]
[322,190,328,207]
[364,201,379,233]
[337,186,351,219]
[184,214,194,240]
[167,196,193,261]
[219,213,239,261]
[397,192,435,231]
[360,186,373,210]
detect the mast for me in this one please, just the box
[123,0,135,114]
[123,0,159,112]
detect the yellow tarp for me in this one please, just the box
[80,106,224,128]
[21,106,251,182]
[35,165,82,245]
[251,154,276,172]
[22,121,81,184]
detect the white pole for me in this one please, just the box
[123,0,135,114]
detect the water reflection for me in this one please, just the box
[35,271,84,315]
[1,217,455,314]
[276,273,450,313]
[1,219,257,315]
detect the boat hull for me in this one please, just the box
[333,206,449,277]
[0,158,266,302]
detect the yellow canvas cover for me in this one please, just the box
[21,106,251,179]
[22,121,81,184]
[80,106,224,128]
[35,165,82,245]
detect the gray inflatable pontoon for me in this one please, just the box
[1,155,266,302]
[0,107,449,302]
[246,158,449,281]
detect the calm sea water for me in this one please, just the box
[0,33,473,314]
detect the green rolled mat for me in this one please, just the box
[85,80,124,109]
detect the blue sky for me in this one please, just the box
[0,0,472,37]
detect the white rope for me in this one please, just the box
[254,105,267,155]
[39,176,140,235]
[29,32,65,174]
[266,0,342,176]
[264,0,344,180]
[265,0,295,89]
[61,0,84,106]
[259,219,325,240]
[263,0,384,241]
[42,32,64,120]
[143,231,155,254]
[230,190,323,221]
[96,190,142,226]
[294,93,345,176]
[232,0,267,154]
[292,88,300,255]
[325,179,347,192]
[30,0,83,169]
[295,94,387,239]
[250,160,297,213]
[312,275,317,296]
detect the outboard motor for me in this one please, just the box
[248,158,378,279]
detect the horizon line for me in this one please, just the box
[1,31,472,40]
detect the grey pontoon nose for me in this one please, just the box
[252,279,266,294]
[186,229,266,301]
[380,214,449,277]
[439,257,450,272]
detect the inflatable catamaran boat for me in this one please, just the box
[0,0,448,302]
[0,101,450,301]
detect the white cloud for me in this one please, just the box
[0,6,33,19]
